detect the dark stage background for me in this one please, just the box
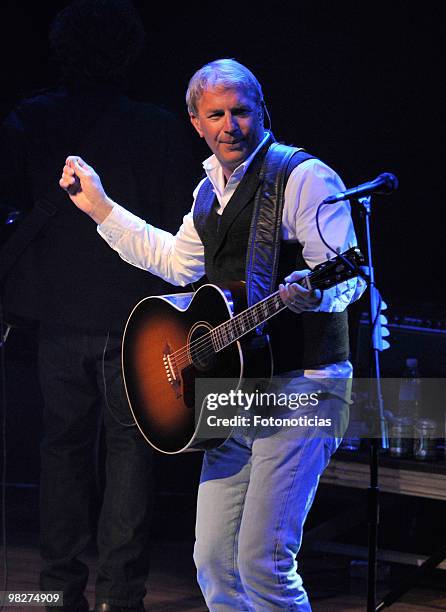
[0,0,443,518]
[2,0,442,304]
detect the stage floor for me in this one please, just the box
[2,484,445,611]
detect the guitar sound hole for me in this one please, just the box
[189,323,215,371]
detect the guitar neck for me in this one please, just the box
[211,274,320,353]
[210,246,363,353]
[211,290,285,352]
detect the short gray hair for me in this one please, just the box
[186,59,264,116]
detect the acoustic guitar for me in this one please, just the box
[122,247,364,454]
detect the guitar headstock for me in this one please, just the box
[307,247,365,291]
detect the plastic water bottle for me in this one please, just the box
[397,357,421,421]
[413,417,438,461]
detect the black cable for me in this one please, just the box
[315,200,369,284]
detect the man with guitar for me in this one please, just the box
[60,59,365,611]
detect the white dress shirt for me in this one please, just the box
[98,133,366,377]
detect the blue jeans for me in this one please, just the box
[38,325,153,610]
[194,375,347,611]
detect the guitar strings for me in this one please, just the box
[166,266,333,367]
[167,294,288,370]
[168,291,283,368]
[165,262,345,369]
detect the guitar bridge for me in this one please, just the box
[163,342,182,398]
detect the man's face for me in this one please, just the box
[190,85,264,179]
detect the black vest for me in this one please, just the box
[193,140,349,372]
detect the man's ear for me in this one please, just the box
[190,113,204,138]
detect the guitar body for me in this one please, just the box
[122,282,272,454]
[122,247,364,455]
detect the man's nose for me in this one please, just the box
[223,113,239,132]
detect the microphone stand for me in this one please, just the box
[359,196,446,610]
[356,195,389,612]
[318,185,397,610]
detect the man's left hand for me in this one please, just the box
[279,270,322,313]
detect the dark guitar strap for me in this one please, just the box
[245,142,314,332]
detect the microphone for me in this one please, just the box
[67,173,82,196]
[323,172,398,204]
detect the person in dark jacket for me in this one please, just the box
[0,2,197,611]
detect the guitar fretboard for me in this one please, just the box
[207,247,361,354]
[211,291,286,352]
